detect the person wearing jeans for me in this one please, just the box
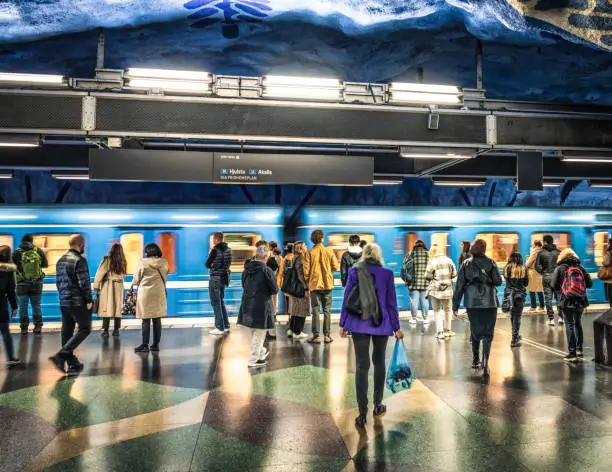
[504,252,529,348]
[340,243,403,427]
[406,240,430,324]
[536,235,561,326]
[303,229,339,344]
[49,235,93,374]
[206,232,232,335]
[425,245,457,340]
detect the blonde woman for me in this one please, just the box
[425,245,457,340]
[504,253,529,348]
[93,243,127,338]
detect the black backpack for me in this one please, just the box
[281,259,306,298]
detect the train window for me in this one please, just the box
[0,235,13,250]
[120,233,144,275]
[594,232,610,266]
[476,233,519,268]
[212,233,261,272]
[431,233,448,256]
[33,234,82,276]
[157,233,177,274]
[328,233,375,261]
[531,233,572,252]
[406,233,419,252]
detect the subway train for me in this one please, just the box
[0,205,609,322]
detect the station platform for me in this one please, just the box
[2,311,612,472]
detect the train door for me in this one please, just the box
[589,228,611,303]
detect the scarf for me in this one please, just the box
[356,260,381,326]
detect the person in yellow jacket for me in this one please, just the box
[303,230,340,344]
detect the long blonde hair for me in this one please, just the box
[558,248,578,263]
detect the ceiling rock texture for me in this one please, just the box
[0,0,611,206]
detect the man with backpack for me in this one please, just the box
[535,235,562,326]
[551,248,592,363]
[13,234,48,335]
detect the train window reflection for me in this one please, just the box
[328,233,374,262]
[594,232,610,266]
[34,234,83,276]
[476,233,519,268]
[120,233,144,275]
[406,233,419,252]
[213,233,260,273]
[531,233,571,252]
[431,233,448,256]
[0,235,13,250]
[158,232,177,274]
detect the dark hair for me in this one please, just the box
[213,232,224,242]
[534,240,543,248]
[310,229,324,245]
[506,252,526,278]
[607,237,612,252]
[21,234,34,244]
[269,241,279,250]
[256,240,268,248]
[470,239,487,256]
[349,234,361,245]
[285,243,294,254]
[543,234,554,245]
[359,240,367,248]
[144,243,162,258]
[107,243,127,275]
[461,240,471,253]
[0,245,10,263]
[413,240,428,250]
[273,247,282,256]
[507,252,523,266]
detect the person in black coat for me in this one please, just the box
[0,246,20,366]
[237,245,278,368]
[340,234,363,287]
[453,239,502,377]
[535,235,562,325]
[206,232,233,336]
[504,252,529,348]
[551,248,593,363]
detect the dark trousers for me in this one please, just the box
[529,292,544,309]
[311,290,332,338]
[543,276,563,319]
[289,316,305,335]
[0,322,14,360]
[59,305,92,359]
[209,276,229,331]
[511,298,524,341]
[102,317,122,332]
[467,308,497,367]
[352,333,389,416]
[605,284,612,308]
[593,310,612,364]
[142,318,162,346]
[564,306,584,355]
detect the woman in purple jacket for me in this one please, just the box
[340,243,404,427]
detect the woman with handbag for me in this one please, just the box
[453,239,503,378]
[599,239,612,307]
[340,243,403,427]
[503,252,529,348]
[133,243,169,353]
[93,243,127,338]
[285,241,310,340]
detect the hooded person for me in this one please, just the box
[341,234,363,287]
[238,245,279,368]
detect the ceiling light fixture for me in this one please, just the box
[373,178,403,186]
[0,172,14,179]
[125,68,213,94]
[561,151,612,163]
[432,177,486,187]
[0,134,40,148]
[389,83,462,105]
[399,146,476,160]
[51,172,90,181]
[126,68,212,81]
[563,158,612,163]
[0,72,65,85]
[262,75,343,101]
[588,180,612,188]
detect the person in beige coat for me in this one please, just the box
[526,240,544,313]
[93,243,127,338]
[133,243,169,353]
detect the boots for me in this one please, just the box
[471,339,481,369]
[101,318,110,338]
[482,339,492,377]
[113,317,121,337]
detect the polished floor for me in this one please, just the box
[1,310,612,472]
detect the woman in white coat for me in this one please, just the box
[93,243,127,338]
[133,243,168,353]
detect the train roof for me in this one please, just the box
[299,207,612,227]
[0,205,283,227]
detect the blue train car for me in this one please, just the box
[0,206,283,322]
[296,207,612,310]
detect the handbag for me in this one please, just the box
[501,288,514,313]
[92,293,101,315]
[597,266,612,282]
[345,283,362,317]
[281,260,306,298]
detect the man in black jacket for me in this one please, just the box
[206,232,232,335]
[536,235,562,326]
[49,235,92,374]
[341,235,363,287]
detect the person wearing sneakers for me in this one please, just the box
[425,245,457,340]
[525,240,544,314]
[13,234,48,335]
[238,245,278,368]
[284,242,310,340]
[504,252,529,348]
[304,230,340,344]
[405,240,430,325]
[206,232,232,336]
[340,243,403,427]
[551,248,592,363]
[0,246,21,366]
[536,235,561,326]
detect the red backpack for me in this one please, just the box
[562,266,587,299]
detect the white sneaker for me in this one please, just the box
[445,330,456,337]
[437,331,446,340]
[259,348,270,361]
[287,331,294,338]
[547,320,555,327]
[409,318,418,325]
[210,328,225,336]
[422,318,431,324]
[527,308,537,313]
[293,332,308,340]
[416,316,425,323]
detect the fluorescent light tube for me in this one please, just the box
[390,83,460,94]
[0,134,40,147]
[432,178,485,187]
[263,76,341,87]
[263,86,342,101]
[589,180,612,188]
[543,181,564,187]
[52,173,89,181]
[127,78,212,93]
[0,172,13,179]
[126,68,211,81]
[0,72,65,85]
[401,153,472,159]
[563,158,612,163]
[0,142,38,148]
[390,92,461,104]
[373,179,402,185]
